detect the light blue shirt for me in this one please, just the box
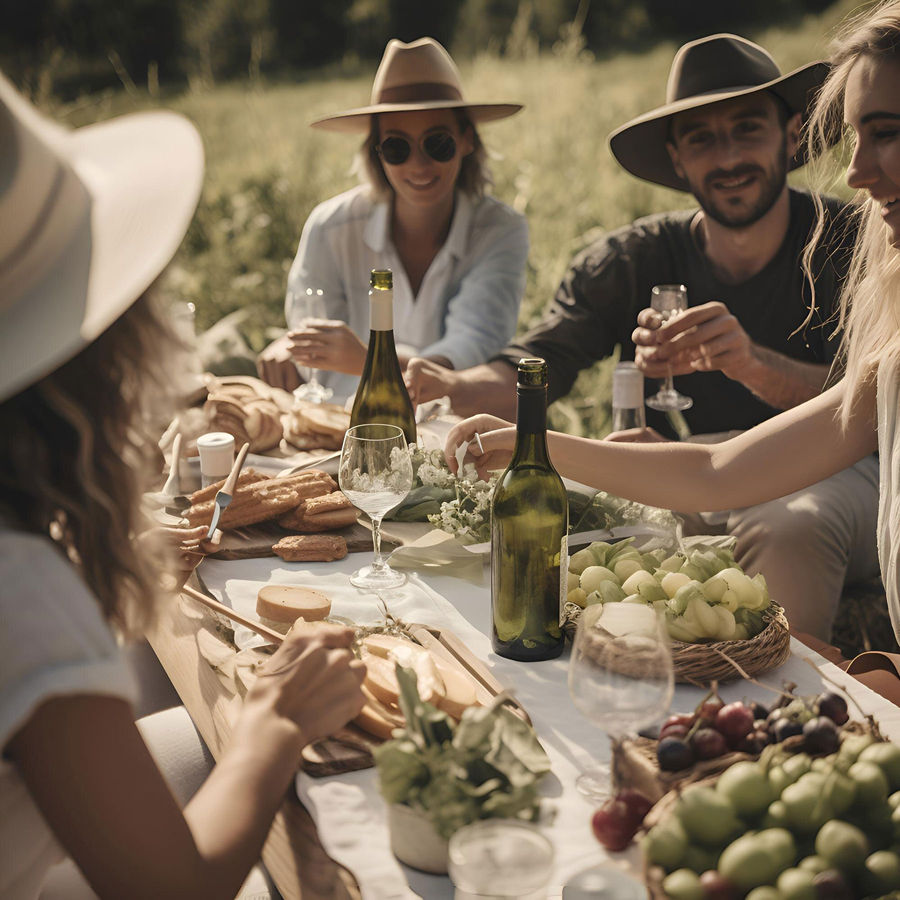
[285,185,529,404]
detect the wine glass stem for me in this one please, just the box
[370,514,386,572]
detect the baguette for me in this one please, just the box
[272,534,348,562]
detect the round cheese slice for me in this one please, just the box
[256,584,332,632]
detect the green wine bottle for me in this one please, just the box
[349,269,417,445]
[490,358,567,661]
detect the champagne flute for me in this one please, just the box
[646,283,693,412]
[287,287,333,405]
[339,424,413,590]
[567,604,674,799]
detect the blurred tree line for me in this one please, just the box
[3,0,836,99]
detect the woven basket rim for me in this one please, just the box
[563,602,791,684]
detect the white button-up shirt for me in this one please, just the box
[285,185,528,404]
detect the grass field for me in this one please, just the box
[58,0,862,435]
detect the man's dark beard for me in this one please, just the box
[688,135,790,229]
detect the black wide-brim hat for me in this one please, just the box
[608,34,831,192]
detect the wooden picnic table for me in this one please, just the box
[146,586,361,900]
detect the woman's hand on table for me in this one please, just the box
[445,414,516,479]
[244,623,366,749]
[288,320,366,375]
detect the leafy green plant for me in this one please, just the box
[373,666,551,840]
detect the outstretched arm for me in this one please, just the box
[446,379,877,512]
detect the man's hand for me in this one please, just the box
[288,320,366,376]
[257,334,301,392]
[405,356,462,407]
[633,300,757,382]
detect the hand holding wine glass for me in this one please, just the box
[646,284,693,412]
[567,604,674,799]
[339,424,413,590]
[287,287,333,405]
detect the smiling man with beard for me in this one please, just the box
[405,35,881,642]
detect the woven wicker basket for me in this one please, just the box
[563,602,791,686]
[639,721,881,899]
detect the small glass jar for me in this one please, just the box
[448,820,554,900]
[562,864,648,899]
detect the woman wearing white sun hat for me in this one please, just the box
[257,37,529,404]
[0,74,365,899]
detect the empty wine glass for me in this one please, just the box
[568,604,674,799]
[339,424,413,590]
[287,287,333,405]
[646,284,693,412]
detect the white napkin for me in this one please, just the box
[388,529,486,584]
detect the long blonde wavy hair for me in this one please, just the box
[803,0,900,427]
[0,287,178,635]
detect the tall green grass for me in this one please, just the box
[59,0,861,435]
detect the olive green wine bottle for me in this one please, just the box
[349,269,417,445]
[490,358,567,661]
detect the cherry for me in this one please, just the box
[690,727,728,760]
[590,798,639,851]
[615,788,653,825]
[657,736,695,771]
[816,692,849,726]
[715,702,755,747]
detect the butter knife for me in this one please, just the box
[206,441,250,539]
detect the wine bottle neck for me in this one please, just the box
[513,386,550,463]
[369,288,393,331]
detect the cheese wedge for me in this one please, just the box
[433,658,479,719]
[361,635,444,706]
[353,684,405,740]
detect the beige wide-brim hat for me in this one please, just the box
[0,72,204,403]
[311,37,522,133]
[608,34,831,192]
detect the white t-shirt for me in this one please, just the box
[285,185,529,404]
[0,528,137,899]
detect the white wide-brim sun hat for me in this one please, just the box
[0,72,204,404]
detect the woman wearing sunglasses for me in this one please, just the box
[257,37,528,404]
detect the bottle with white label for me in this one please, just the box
[611,362,646,432]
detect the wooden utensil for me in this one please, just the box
[206,441,250,539]
[404,622,532,725]
[181,583,284,645]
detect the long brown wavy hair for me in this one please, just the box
[0,285,179,635]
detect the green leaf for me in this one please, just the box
[373,740,430,803]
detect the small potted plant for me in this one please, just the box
[374,666,552,874]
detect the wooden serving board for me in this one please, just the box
[208,521,393,560]
[300,623,531,777]
[301,724,384,776]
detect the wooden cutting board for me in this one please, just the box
[208,521,392,560]
[300,623,531,777]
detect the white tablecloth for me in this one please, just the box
[199,555,900,900]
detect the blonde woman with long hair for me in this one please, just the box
[447,0,900,644]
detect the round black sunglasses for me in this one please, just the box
[376,131,457,166]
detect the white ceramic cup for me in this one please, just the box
[197,432,235,487]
